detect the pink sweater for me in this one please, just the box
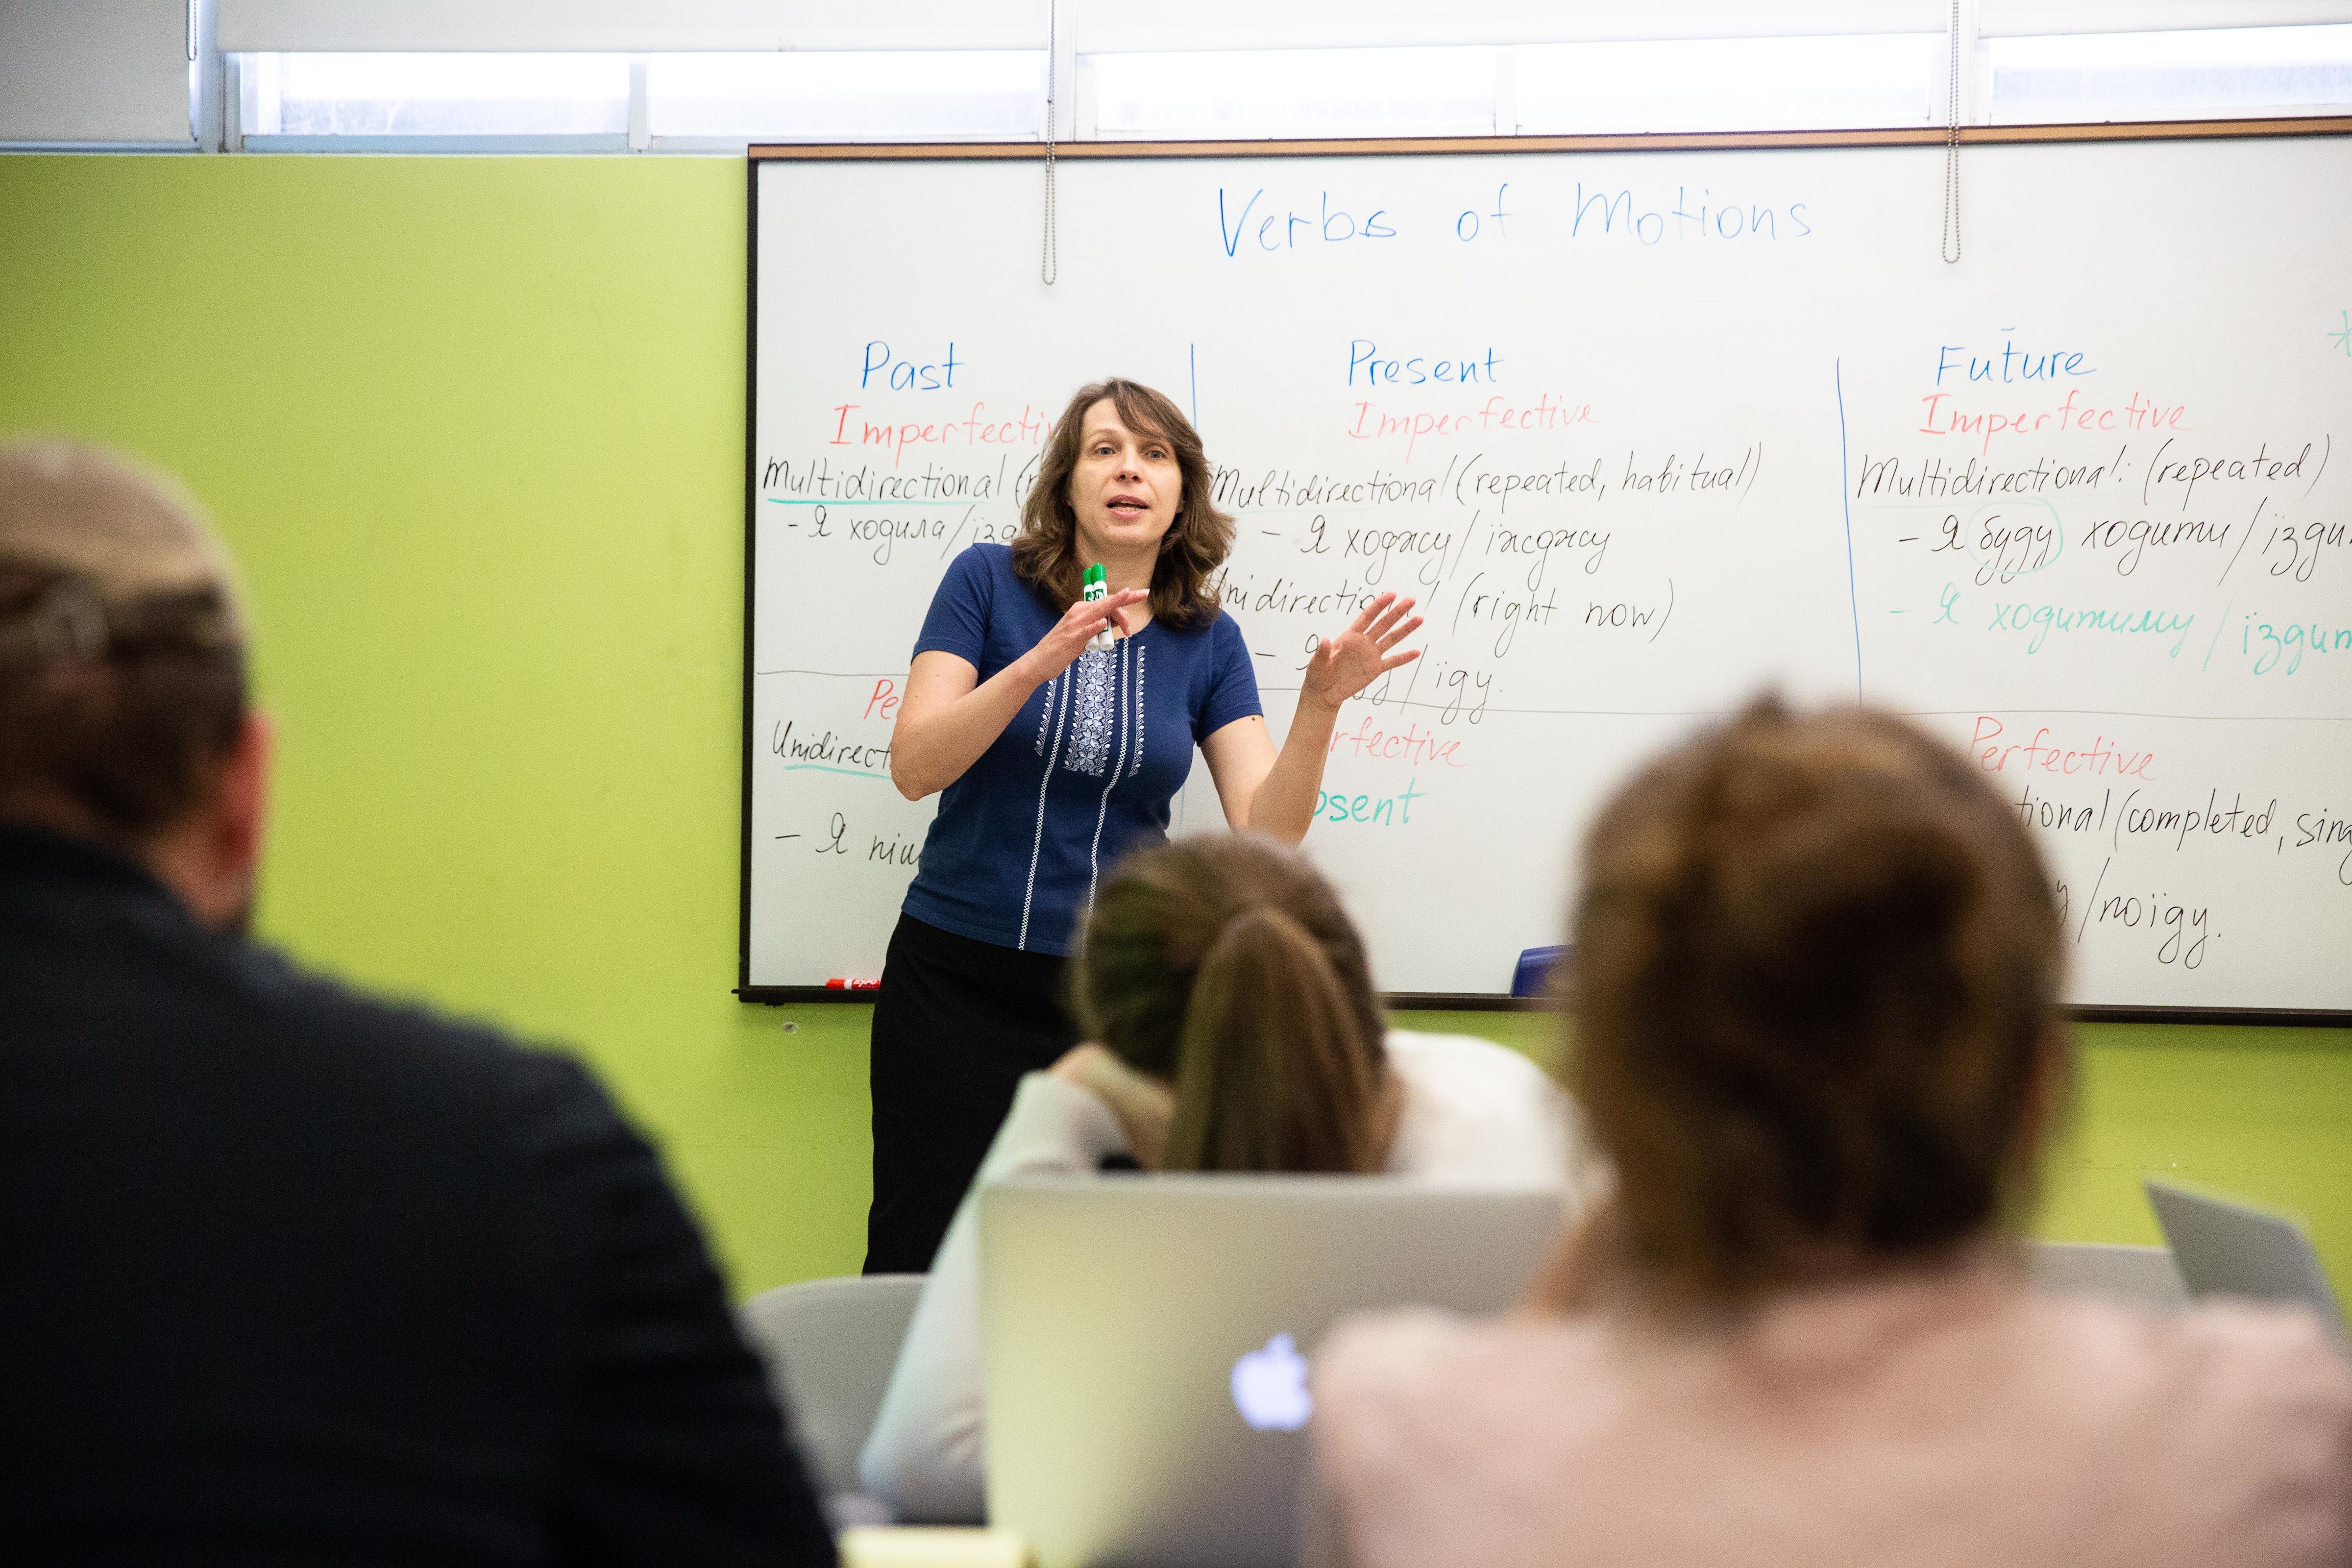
[1311,1256,2352,1568]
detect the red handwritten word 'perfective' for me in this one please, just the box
[1970,717,2156,780]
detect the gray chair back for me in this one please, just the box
[2026,1240,2189,1310]
[739,1273,927,1496]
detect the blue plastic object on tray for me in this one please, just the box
[1511,945,1571,999]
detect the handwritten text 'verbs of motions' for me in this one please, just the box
[1215,183,1811,256]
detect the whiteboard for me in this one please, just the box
[742,132,2352,1016]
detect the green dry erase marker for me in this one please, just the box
[1082,562,1115,650]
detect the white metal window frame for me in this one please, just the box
[4,0,2352,154]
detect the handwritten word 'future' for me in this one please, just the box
[1934,341,2095,385]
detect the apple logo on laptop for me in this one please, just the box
[1230,1333,1313,1431]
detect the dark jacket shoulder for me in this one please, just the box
[0,823,834,1565]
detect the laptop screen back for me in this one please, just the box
[980,1175,1568,1568]
[2146,1178,2348,1348]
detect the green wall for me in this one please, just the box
[3,155,2346,1297]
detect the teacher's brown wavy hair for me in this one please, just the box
[1074,834,1388,1173]
[1014,378,1234,631]
[1561,698,2064,1305]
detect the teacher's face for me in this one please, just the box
[1068,399,1182,564]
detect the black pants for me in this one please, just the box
[864,913,1078,1274]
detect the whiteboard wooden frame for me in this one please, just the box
[738,118,2352,1024]
[747,117,2352,164]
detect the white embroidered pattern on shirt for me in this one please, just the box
[1062,646,1117,777]
[1128,645,1147,777]
[1018,669,1076,951]
[1086,639,1137,911]
[1033,675,1057,755]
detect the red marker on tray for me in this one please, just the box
[825,978,882,991]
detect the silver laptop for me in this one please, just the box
[980,1175,1569,1568]
[2146,1178,2349,1348]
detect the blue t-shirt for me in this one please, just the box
[901,544,1262,956]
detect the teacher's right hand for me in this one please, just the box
[1024,588,1149,681]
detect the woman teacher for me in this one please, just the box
[865,377,1421,1273]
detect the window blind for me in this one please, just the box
[1979,1,2352,36]
[1077,0,1947,53]
[217,0,1042,53]
[0,0,192,143]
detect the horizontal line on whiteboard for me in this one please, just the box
[1260,687,2352,723]
[755,671,2350,723]
[779,763,892,780]
[1895,708,2352,722]
[766,498,951,508]
[756,668,905,679]
[1265,689,1731,717]
[1237,503,1424,516]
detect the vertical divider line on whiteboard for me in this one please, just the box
[1835,356,1863,701]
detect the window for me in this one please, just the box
[1987,24,2352,123]
[1089,47,1499,138]
[238,53,629,141]
[1516,34,1944,134]
[645,52,1042,141]
[25,5,2352,156]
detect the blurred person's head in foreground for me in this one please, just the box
[0,441,265,932]
[1552,696,2066,1310]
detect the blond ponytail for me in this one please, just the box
[1073,835,1389,1174]
[1163,905,1383,1173]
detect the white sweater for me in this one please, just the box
[858,1030,1595,1522]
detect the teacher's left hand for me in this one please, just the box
[1302,591,1423,710]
